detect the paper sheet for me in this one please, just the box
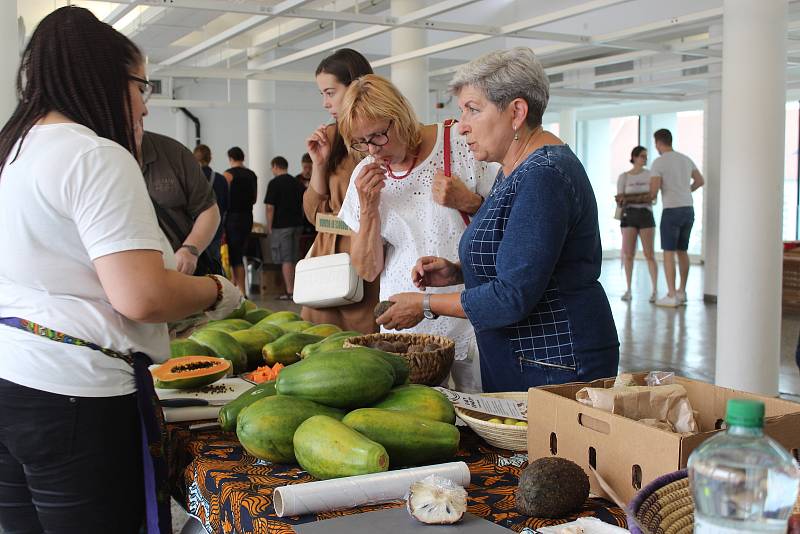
[434,388,527,420]
[273,462,471,517]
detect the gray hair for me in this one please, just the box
[449,47,549,128]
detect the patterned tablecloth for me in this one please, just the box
[166,423,627,534]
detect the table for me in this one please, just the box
[167,424,627,534]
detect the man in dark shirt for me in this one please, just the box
[140,131,221,275]
[265,156,305,299]
[224,147,258,293]
[296,152,312,189]
[193,144,228,273]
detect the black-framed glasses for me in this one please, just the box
[129,75,153,104]
[350,120,393,153]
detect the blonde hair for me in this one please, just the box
[338,74,422,154]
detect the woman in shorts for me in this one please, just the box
[616,146,658,302]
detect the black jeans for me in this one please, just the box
[0,378,144,534]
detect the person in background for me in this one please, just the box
[265,156,305,300]
[616,146,658,302]
[375,47,619,393]
[0,7,242,532]
[140,131,221,275]
[297,152,312,189]
[193,144,229,271]
[302,48,379,334]
[337,74,495,392]
[224,146,258,293]
[650,128,704,307]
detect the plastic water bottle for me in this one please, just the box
[688,399,800,533]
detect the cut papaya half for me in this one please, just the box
[152,356,230,390]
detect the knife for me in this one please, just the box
[159,398,228,408]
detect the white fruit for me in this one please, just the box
[406,475,468,525]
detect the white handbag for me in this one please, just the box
[292,240,364,308]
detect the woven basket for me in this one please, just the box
[628,469,693,534]
[454,392,528,451]
[343,333,455,386]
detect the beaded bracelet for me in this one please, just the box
[205,274,223,312]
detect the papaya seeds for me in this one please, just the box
[373,300,395,319]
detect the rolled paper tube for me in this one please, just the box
[273,461,471,517]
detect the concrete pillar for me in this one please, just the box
[247,50,275,226]
[391,0,428,122]
[702,24,722,302]
[715,0,787,395]
[559,108,576,148]
[0,4,19,125]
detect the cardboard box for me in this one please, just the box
[527,374,800,505]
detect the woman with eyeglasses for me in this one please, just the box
[300,49,380,334]
[615,146,658,302]
[337,74,497,392]
[0,7,242,533]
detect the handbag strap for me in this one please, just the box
[0,317,171,533]
[442,119,471,227]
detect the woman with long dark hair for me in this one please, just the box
[300,49,379,333]
[0,7,241,533]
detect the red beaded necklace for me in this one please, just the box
[385,155,418,180]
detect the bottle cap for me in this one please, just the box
[726,398,765,428]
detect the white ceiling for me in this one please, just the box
[16,0,800,111]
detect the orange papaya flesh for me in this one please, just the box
[152,356,230,389]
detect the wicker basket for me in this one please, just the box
[454,392,528,451]
[628,469,693,534]
[343,333,454,386]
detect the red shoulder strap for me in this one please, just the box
[442,119,470,227]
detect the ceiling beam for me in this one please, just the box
[104,1,140,25]
[551,87,687,102]
[550,57,720,89]
[150,66,314,82]
[159,0,317,67]
[249,0,480,71]
[371,0,634,68]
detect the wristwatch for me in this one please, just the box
[422,293,438,320]
[180,244,199,256]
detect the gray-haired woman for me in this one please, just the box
[376,47,620,392]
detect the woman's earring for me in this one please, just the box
[513,128,519,141]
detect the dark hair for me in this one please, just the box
[271,156,289,170]
[654,128,672,147]
[194,144,211,165]
[630,145,647,164]
[0,6,143,177]
[301,152,312,164]
[228,146,245,161]
[315,49,373,176]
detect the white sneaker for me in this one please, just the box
[649,292,656,303]
[677,290,687,305]
[655,295,680,308]
[621,290,632,301]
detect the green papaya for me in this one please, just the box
[250,319,285,338]
[300,331,362,359]
[236,396,344,463]
[342,408,460,468]
[229,329,275,371]
[371,384,456,424]
[293,415,389,480]
[189,329,248,374]
[244,308,272,324]
[319,346,409,386]
[302,324,342,337]
[218,381,276,431]
[276,349,395,409]
[262,311,302,325]
[170,338,214,358]
[223,300,250,320]
[262,332,323,366]
[153,356,230,389]
[281,320,314,332]
[201,318,252,333]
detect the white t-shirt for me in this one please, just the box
[617,169,654,210]
[650,151,697,209]
[0,123,176,397]
[338,123,497,358]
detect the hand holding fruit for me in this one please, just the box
[355,162,386,213]
[205,275,245,321]
[376,293,424,330]
[412,256,462,290]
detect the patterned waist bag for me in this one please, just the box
[0,317,171,534]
